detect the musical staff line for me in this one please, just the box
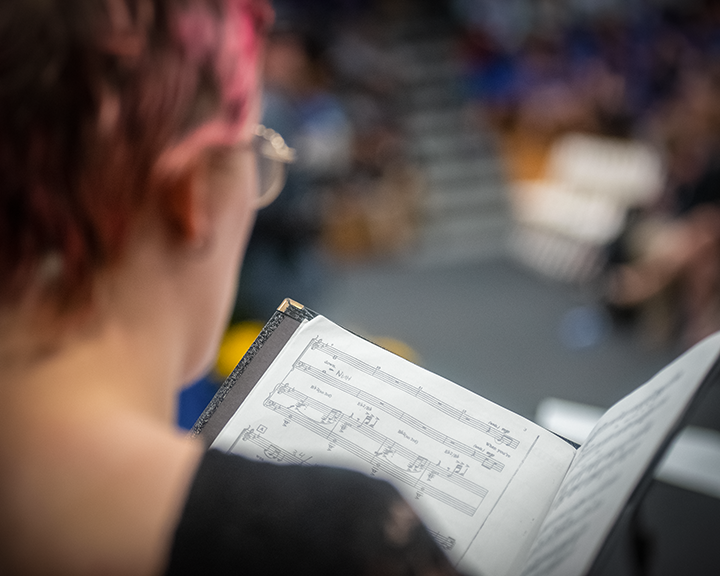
[228,427,307,465]
[274,386,492,497]
[306,340,519,449]
[255,387,489,515]
[293,363,506,473]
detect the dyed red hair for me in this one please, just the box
[0,0,272,308]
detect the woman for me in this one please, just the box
[0,1,462,574]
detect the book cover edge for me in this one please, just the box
[190,299,316,441]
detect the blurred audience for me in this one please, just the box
[454,0,720,347]
[605,67,720,347]
[235,0,720,347]
[235,0,422,323]
[233,26,348,321]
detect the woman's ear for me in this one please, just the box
[160,160,213,250]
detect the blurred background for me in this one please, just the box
[180,1,720,574]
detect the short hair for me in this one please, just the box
[0,0,271,309]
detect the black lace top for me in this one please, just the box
[165,449,466,575]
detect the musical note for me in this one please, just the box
[311,339,328,351]
[429,532,456,551]
[375,441,396,460]
[264,445,282,461]
[408,456,429,474]
[240,428,258,442]
[321,409,341,425]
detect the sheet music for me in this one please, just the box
[521,332,720,576]
[212,316,576,576]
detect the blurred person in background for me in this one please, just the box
[605,66,720,347]
[0,1,463,574]
[233,22,351,321]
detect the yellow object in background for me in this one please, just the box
[215,320,420,379]
[370,336,419,365]
[215,321,264,378]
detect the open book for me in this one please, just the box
[192,300,720,576]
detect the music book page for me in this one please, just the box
[521,332,720,576]
[211,316,577,576]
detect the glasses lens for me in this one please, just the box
[255,153,286,208]
[253,126,295,209]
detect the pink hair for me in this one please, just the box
[159,0,266,171]
[0,0,272,308]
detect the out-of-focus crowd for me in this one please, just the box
[235,0,720,341]
[455,0,720,348]
[234,0,426,322]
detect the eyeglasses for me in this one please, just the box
[252,124,296,208]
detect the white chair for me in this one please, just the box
[510,133,665,282]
